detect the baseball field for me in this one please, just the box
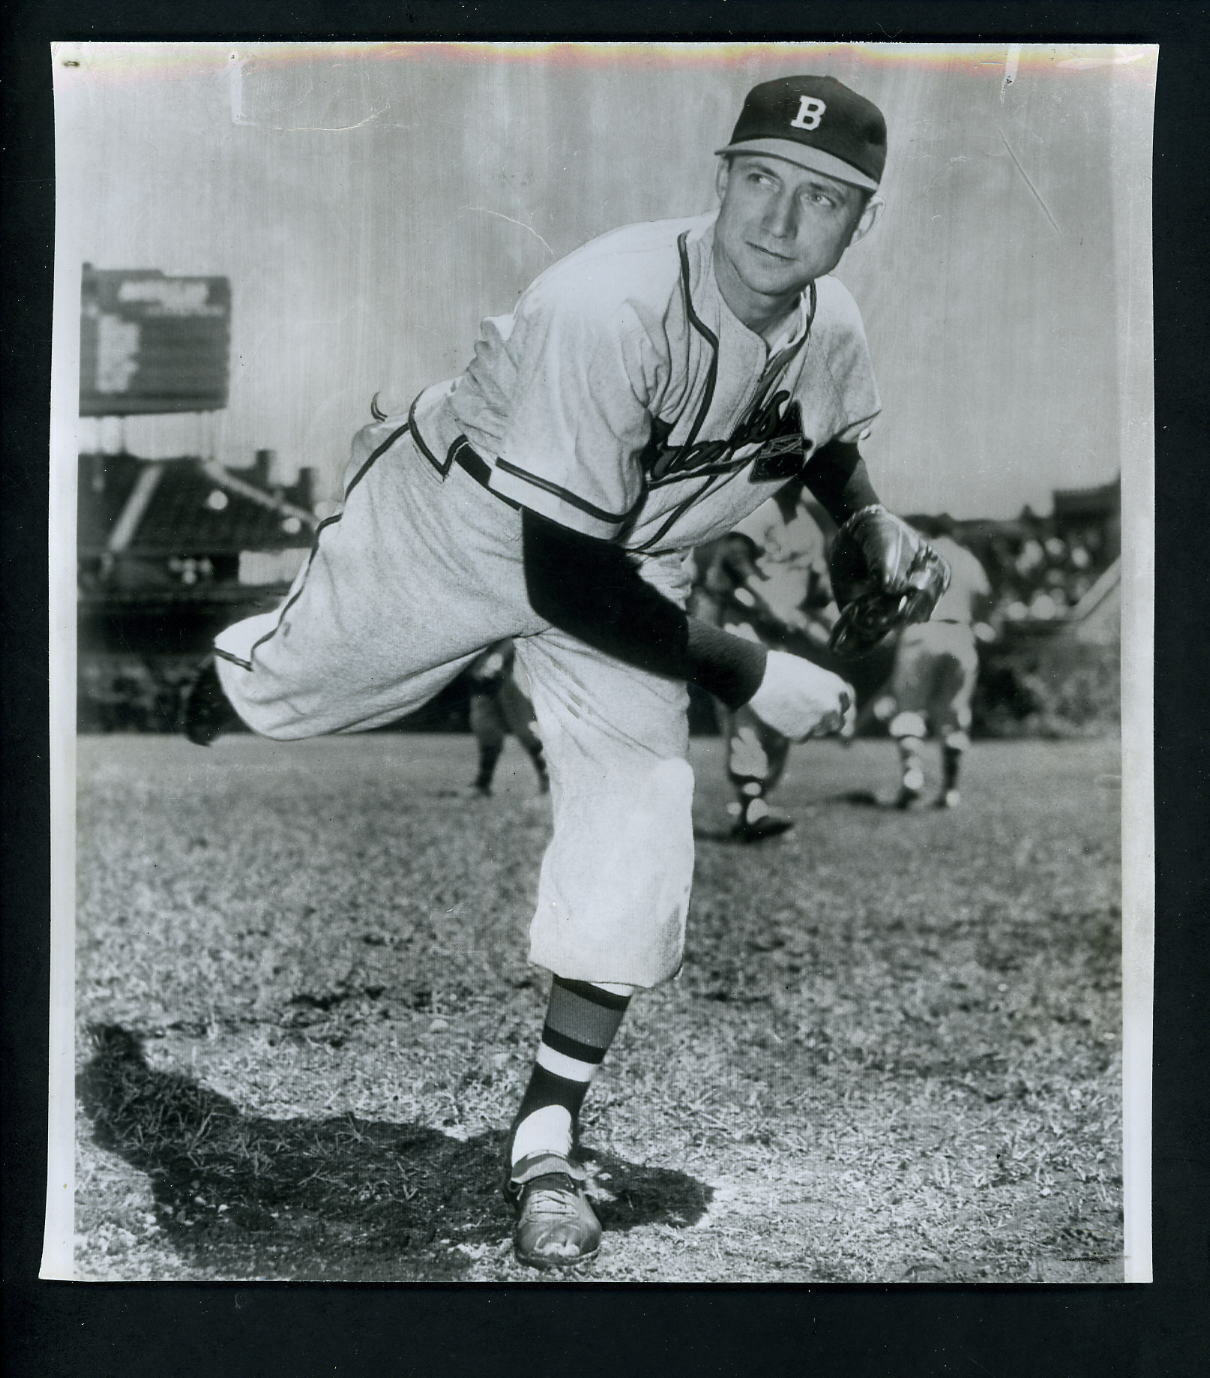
[71,731,1124,1283]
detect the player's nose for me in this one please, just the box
[762,191,798,239]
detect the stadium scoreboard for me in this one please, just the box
[80,266,231,415]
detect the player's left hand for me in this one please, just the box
[827,506,951,658]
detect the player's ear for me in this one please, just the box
[847,194,884,247]
[715,157,731,202]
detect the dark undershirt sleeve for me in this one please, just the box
[521,509,766,710]
[801,440,880,526]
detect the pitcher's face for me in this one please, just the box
[713,153,878,326]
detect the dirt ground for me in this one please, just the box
[68,733,1125,1283]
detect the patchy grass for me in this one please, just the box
[72,733,1124,1282]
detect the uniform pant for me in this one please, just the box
[887,621,978,746]
[214,417,694,988]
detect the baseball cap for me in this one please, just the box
[716,75,887,191]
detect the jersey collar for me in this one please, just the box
[693,216,816,360]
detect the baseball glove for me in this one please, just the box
[826,505,951,658]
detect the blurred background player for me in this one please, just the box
[465,639,549,797]
[702,477,850,841]
[884,517,993,808]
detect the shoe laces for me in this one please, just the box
[522,1173,585,1218]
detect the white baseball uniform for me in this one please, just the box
[213,211,879,986]
[723,494,831,630]
[888,535,992,746]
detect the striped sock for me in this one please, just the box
[508,976,633,1173]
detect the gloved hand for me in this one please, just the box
[827,505,951,658]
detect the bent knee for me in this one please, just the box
[216,668,324,742]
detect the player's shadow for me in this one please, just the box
[826,788,882,807]
[693,788,884,842]
[77,1024,711,1281]
[694,823,751,844]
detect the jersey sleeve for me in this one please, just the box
[489,277,661,540]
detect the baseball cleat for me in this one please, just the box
[895,766,925,809]
[506,1152,602,1269]
[182,657,238,746]
[730,803,795,844]
[935,789,960,809]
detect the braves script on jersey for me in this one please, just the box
[889,535,993,752]
[408,213,879,553]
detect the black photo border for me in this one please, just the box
[4,4,1207,1375]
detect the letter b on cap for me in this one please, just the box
[790,95,827,132]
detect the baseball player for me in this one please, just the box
[185,75,949,1269]
[884,520,992,808]
[465,639,549,797]
[703,478,843,841]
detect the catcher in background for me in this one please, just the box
[875,517,992,808]
[466,639,550,797]
[703,478,849,842]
